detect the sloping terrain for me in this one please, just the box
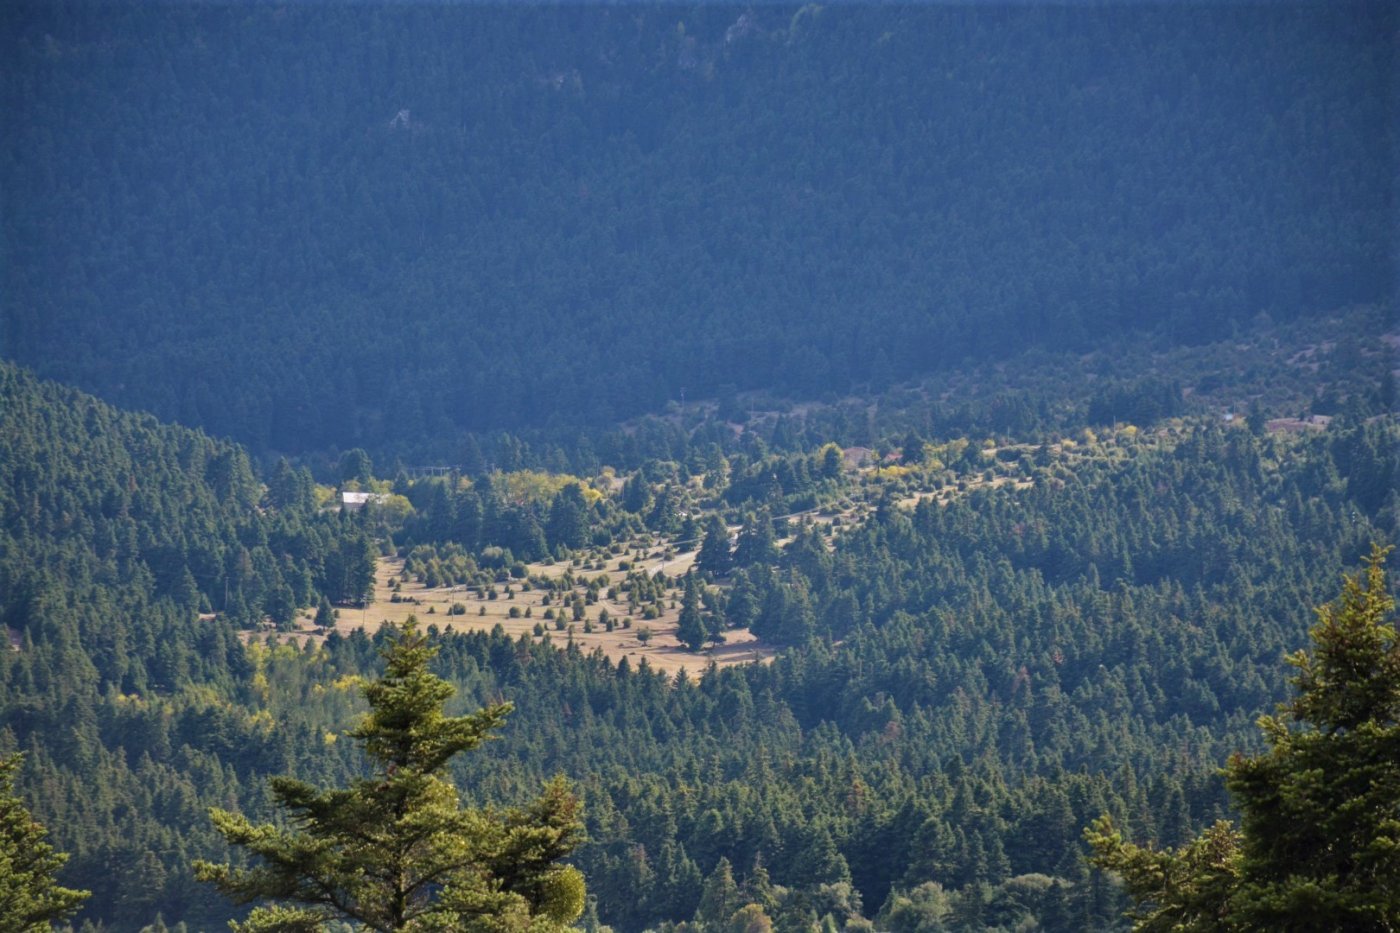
[4,3,1392,456]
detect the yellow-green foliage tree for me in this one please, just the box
[196,620,585,932]
[1088,546,1400,931]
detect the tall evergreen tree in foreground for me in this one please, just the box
[1088,546,1400,932]
[196,620,586,932]
[0,754,89,931]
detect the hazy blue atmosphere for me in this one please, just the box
[4,3,1391,457]
[1,3,1396,932]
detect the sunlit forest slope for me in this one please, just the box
[3,355,1397,930]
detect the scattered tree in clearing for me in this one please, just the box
[196,619,586,932]
[314,595,335,630]
[677,573,708,652]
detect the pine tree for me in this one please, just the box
[677,573,707,653]
[1084,817,1242,932]
[196,619,586,932]
[578,897,614,933]
[621,474,652,516]
[696,514,734,578]
[733,509,779,569]
[0,753,89,931]
[314,595,336,630]
[546,483,589,553]
[338,448,374,487]
[696,857,741,927]
[1227,544,1400,930]
[819,444,844,480]
[1088,546,1400,931]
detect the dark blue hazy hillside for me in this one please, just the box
[2,3,1393,455]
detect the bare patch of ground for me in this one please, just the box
[270,553,773,676]
[1266,415,1332,434]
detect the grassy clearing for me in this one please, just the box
[276,554,772,676]
[257,431,1097,667]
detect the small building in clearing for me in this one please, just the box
[341,491,389,512]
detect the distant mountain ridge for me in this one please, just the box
[3,3,1392,456]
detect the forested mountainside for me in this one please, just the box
[3,2,1393,457]
[0,363,374,927]
[2,361,1396,931]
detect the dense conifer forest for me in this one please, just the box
[3,336,1396,929]
[3,2,1393,456]
[2,1,1397,930]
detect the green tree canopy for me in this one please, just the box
[733,509,779,570]
[0,753,89,931]
[196,620,586,932]
[696,514,734,579]
[1089,545,1400,931]
[676,573,707,653]
[1227,545,1400,930]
